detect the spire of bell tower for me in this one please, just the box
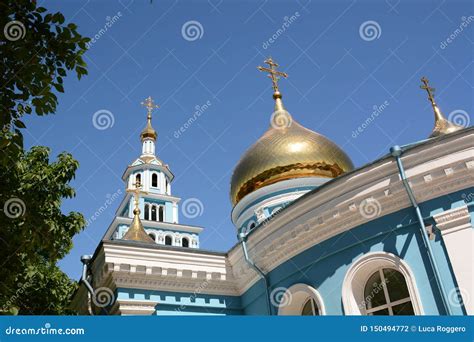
[140,96,158,156]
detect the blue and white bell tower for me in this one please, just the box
[108,96,203,248]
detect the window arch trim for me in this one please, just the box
[342,252,424,315]
[277,283,326,316]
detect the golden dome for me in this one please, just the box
[230,97,354,206]
[140,117,157,141]
[140,96,158,141]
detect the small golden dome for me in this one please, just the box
[140,118,157,141]
[230,98,354,206]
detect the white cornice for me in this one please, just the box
[92,242,239,296]
[433,205,471,234]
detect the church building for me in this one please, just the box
[72,58,473,316]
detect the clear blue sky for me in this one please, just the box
[25,0,473,279]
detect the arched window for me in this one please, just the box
[182,237,189,248]
[135,173,141,185]
[342,252,423,315]
[277,284,325,316]
[364,268,414,315]
[165,179,169,194]
[152,173,158,187]
[158,206,164,222]
[148,233,156,242]
[248,221,256,230]
[151,205,157,221]
[144,204,150,220]
[165,235,172,246]
[301,298,320,316]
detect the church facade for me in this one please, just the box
[72,59,473,316]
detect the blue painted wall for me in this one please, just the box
[116,288,243,316]
[240,188,473,315]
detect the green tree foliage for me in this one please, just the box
[0,1,89,314]
[0,147,86,314]
[0,0,89,161]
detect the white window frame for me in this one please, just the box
[277,284,326,316]
[342,252,424,315]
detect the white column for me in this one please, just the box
[433,205,473,314]
[173,202,179,224]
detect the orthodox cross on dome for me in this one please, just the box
[257,57,288,95]
[420,76,437,107]
[141,96,159,119]
[127,180,146,214]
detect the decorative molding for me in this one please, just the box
[111,299,158,315]
[433,206,472,235]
